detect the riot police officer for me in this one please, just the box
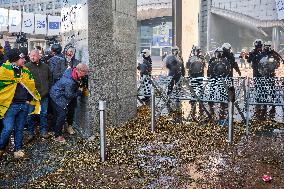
[140,49,152,76]
[248,39,265,120]
[248,39,263,78]
[137,49,152,103]
[221,43,241,77]
[166,46,185,95]
[208,47,231,124]
[186,46,206,121]
[257,41,281,121]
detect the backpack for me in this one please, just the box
[188,56,205,75]
[258,55,279,77]
[213,58,230,77]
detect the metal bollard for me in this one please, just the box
[151,88,155,132]
[99,100,106,162]
[228,86,235,144]
[228,101,234,143]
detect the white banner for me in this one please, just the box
[34,14,47,35]
[47,15,61,36]
[9,9,21,33]
[22,12,34,34]
[0,8,9,31]
[276,0,284,20]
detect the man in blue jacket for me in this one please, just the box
[50,63,88,143]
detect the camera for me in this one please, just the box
[16,33,27,44]
[45,36,58,46]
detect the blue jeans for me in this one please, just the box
[51,99,66,137]
[0,103,28,151]
[27,97,48,136]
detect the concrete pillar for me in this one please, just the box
[182,0,199,60]
[173,0,182,54]
[272,27,280,52]
[87,0,137,134]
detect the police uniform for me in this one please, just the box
[207,49,231,123]
[166,54,184,95]
[186,52,206,121]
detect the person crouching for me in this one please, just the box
[49,63,88,143]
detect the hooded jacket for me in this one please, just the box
[50,68,80,109]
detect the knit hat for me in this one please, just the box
[6,48,25,63]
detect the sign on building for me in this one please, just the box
[47,15,61,36]
[0,8,8,32]
[9,9,21,33]
[22,12,34,34]
[275,0,284,20]
[35,14,47,35]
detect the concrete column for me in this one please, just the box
[272,27,280,52]
[182,0,199,60]
[87,0,137,133]
[173,0,183,54]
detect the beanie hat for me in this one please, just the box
[6,48,25,63]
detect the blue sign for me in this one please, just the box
[49,22,60,29]
[37,20,45,28]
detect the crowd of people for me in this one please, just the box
[0,42,89,159]
[138,39,283,125]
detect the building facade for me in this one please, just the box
[137,0,173,58]
[0,0,82,51]
[200,0,284,52]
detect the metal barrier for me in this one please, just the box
[169,76,246,123]
[245,77,284,134]
[137,75,176,116]
[138,76,284,135]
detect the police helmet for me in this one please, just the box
[253,39,263,48]
[172,46,179,55]
[214,47,223,58]
[172,46,179,51]
[51,43,62,54]
[263,41,272,51]
[221,43,231,51]
[141,49,150,58]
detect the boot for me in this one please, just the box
[0,150,4,158]
[190,102,198,122]
[67,126,75,135]
[14,150,25,159]
[252,105,262,121]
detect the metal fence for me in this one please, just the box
[138,76,284,127]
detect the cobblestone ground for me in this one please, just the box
[0,106,283,189]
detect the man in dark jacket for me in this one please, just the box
[48,43,67,85]
[221,43,241,77]
[25,49,51,140]
[186,46,206,121]
[166,46,185,95]
[50,64,88,143]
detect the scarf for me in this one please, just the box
[0,60,41,119]
[72,67,78,80]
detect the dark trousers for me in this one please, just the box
[167,74,181,95]
[67,98,77,126]
[51,99,66,137]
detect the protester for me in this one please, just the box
[64,43,80,135]
[25,49,51,141]
[49,63,88,143]
[0,48,41,159]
